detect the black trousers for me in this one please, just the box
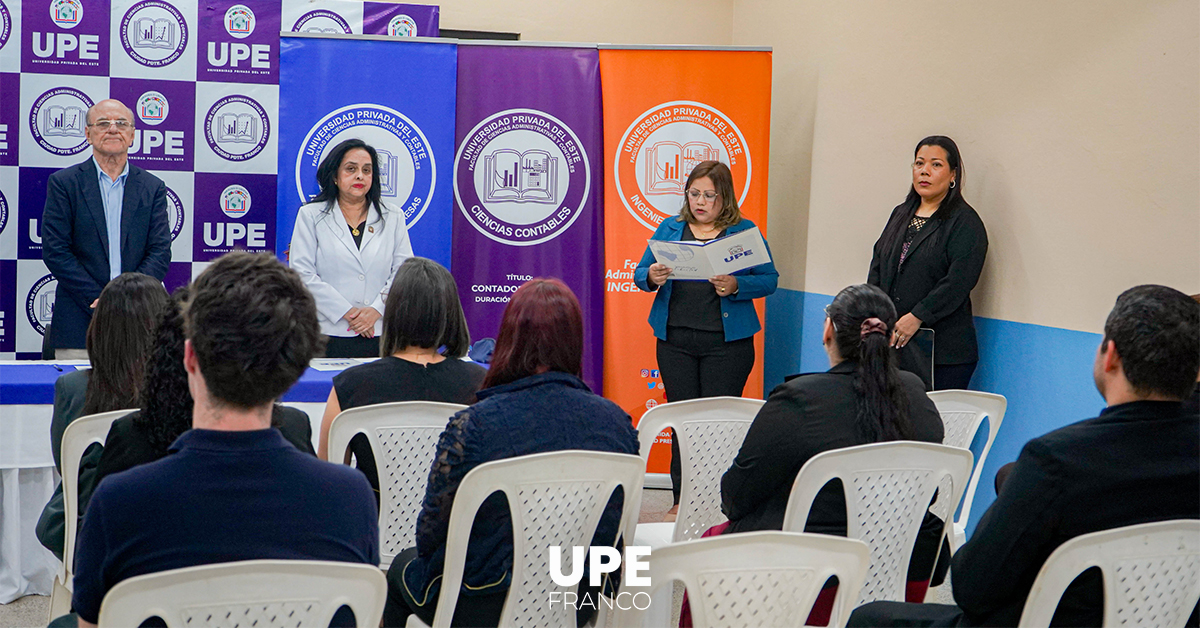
[322,334,380,358]
[933,362,977,391]
[656,327,755,504]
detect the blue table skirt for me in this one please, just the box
[0,363,339,405]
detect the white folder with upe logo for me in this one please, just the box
[648,226,771,281]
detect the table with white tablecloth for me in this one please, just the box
[0,359,356,604]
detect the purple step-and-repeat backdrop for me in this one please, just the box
[0,0,437,359]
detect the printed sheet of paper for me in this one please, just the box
[648,227,771,280]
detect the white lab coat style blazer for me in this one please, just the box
[289,201,413,337]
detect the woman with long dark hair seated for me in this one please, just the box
[718,284,946,623]
[382,279,639,628]
[318,257,486,498]
[36,273,169,559]
[92,286,315,494]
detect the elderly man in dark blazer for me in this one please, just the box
[41,99,171,357]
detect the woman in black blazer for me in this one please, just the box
[868,136,988,390]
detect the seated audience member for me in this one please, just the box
[95,285,315,495]
[849,284,1200,627]
[62,252,378,628]
[383,279,639,628]
[37,273,169,559]
[718,284,945,622]
[1185,294,1200,415]
[318,257,486,496]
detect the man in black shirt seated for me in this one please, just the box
[850,284,1200,627]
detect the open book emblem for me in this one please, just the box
[376,149,399,198]
[217,113,257,144]
[483,149,558,204]
[42,106,86,138]
[133,17,175,48]
[644,141,719,195]
[50,0,82,27]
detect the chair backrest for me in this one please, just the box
[97,559,387,628]
[326,401,465,566]
[615,531,871,628]
[636,397,764,542]
[434,450,645,628]
[927,390,1006,531]
[61,409,135,585]
[782,442,973,606]
[1018,520,1200,628]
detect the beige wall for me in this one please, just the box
[733,0,1199,333]
[435,0,734,46]
[437,0,1199,333]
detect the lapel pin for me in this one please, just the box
[368,226,375,233]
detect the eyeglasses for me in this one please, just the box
[89,120,132,131]
[687,189,718,202]
[824,304,838,332]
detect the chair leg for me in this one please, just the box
[48,576,71,623]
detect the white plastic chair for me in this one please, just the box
[407,450,645,628]
[1018,520,1200,628]
[783,441,973,606]
[48,408,135,619]
[326,401,465,568]
[97,559,387,627]
[927,390,1006,551]
[613,531,871,628]
[633,397,763,549]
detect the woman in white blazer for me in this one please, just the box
[290,139,414,357]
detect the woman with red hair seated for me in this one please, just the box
[382,278,639,628]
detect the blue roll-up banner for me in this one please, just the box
[276,35,457,268]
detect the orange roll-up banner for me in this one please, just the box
[600,48,772,475]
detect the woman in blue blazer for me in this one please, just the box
[634,160,778,512]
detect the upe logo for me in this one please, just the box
[297,103,436,229]
[291,9,351,34]
[548,546,652,611]
[137,91,168,125]
[724,244,752,263]
[165,186,184,241]
[29,87,94,156]
[49,0,82,28]
[204,94,269,162]
[224,4,254,38]
[1,0,12,50]
[120,0,188,67]
[454,108,590,247]
[26,274,57,336]
[387,14,417,37]
[615,101,751,231]
[220,184,250,218]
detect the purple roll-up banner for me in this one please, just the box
[452,44,605,391]
[361,2,437,37]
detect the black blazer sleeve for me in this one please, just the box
[909,210,988,326]
[867,205,907,288]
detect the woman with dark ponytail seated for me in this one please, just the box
[717,283,945,623]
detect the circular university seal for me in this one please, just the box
[453,108,590,247]
[613,100,751,231]
[291,9,351,34]
[0,0,12,50]
[296,103,436,229]
[223,4,255,38]
[120,0,188,68]
[0,188,9,234]
[26,274,58,336]
[204,94,269,162]
[165,186,185,240]
[220,184,251,218]
[29,87,95,156]
[49,0,82,29]
[136,90,169,126]
[387,14,417,37]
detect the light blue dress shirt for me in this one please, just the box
[94,157,129,280]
